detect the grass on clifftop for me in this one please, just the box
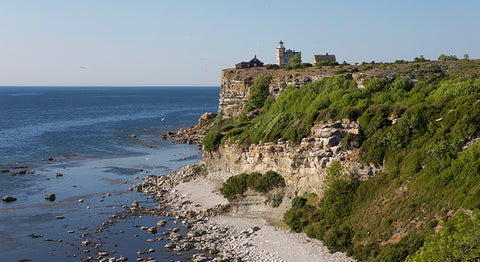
[204,60,480,261]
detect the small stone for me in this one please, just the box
[55,173,63,177]
[55,216,65,219]
[130,134,137,138]
[157,220,167,227]
[147,227,157,234]
[164,242,175,249]
[45,193,56,201]
[2,195,17,202]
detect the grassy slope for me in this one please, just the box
[206,59,480,261]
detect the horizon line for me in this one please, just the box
[0,85,220,87]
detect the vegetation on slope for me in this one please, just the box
[204,59,480,261]
[219,171,285,207]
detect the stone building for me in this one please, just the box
[235,55,264,69]
[314,53,336,65]
[276,41,301,67]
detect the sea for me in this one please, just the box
[0,86,219,261]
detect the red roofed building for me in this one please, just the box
[236,55,264,69]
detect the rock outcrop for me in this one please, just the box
[219,68,332,118]
[203,119,382,197]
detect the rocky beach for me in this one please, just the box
[131,161,355,262]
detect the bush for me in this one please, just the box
[265,64,280,70]
[268,192,284,207]
[246,172,262,188]
[220,171,286,200]
[246,75,272,109]
[292,196,307,208]
[406,210,480,261]
[254,171,285,193]
[219,173,249,200]
[202,131,223,152]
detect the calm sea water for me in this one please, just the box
[0,86,218,165]
[0,86,219,261]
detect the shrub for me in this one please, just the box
[267,192,284,207]
[254,171,285,193]
[202,131,223,152]
[220,171,286,200]
[219,173,249,199]
[323,225,354,251]
[292,196,307,208]
[246,172,262,188]
[265,64,280,70]
[406,210,480,261]
[246,75,272,109]
[438,54,458,61]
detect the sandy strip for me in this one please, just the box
[174,177,355,262]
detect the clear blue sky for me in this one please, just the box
[1,0,478,86]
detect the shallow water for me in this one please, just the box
[0,86,219,261]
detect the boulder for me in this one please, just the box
[198,112,217,126]
[45,193,56,201]
[147,227,157,234]
[2,195,17,202]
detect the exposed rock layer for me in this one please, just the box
[204,120,382,197]
[219,68,332,117]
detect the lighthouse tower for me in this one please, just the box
[276,40,300,67]
[276,41,285,66]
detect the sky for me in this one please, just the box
[0,0,479,86]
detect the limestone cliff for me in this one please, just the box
[203,119,382,197]
[219,68,332,118]
[211,67,386,199]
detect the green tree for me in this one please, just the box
[414,55,427,62]
[438,54,458,61]
[247,75,272,109]
[464,53,470,60]
[289,53,301,64]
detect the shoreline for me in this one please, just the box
[138,161,355,262]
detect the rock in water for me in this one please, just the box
[45,193,56,201]
[2,195,17,202]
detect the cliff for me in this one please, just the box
[219,68,331,117]
[201,60,480,261]
[218,61,476,118]
[204,119,382,197]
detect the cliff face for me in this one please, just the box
[203,119,382,197]
[212,68,384,198]
[219,68,331,118]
